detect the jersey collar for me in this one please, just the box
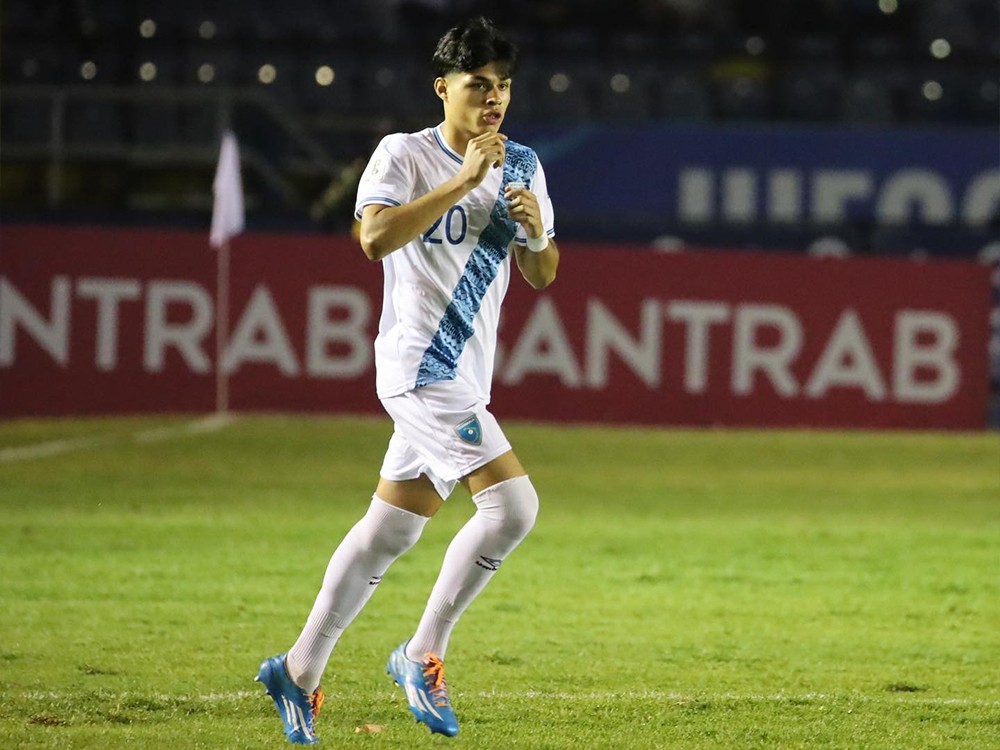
[432,124,464,165]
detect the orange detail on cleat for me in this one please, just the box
[309,688,325,719]
[421,654,451,708]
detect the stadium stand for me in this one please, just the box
[1,0,996,246]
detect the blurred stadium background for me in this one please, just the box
[1,0,998,425]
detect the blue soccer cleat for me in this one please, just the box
[386,642,459,737]
[256,654,325,745]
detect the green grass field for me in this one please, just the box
[1,415,997,749]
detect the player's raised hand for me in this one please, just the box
[504,184,544,240]
[459,132,507,187]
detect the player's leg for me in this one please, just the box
[376,474,445,517]
[405,449,538,663]
[284,476,436,692]
[379,384,539,736]
[259,433,447,744]
[388,449,537,737]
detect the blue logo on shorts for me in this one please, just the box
[455,417,483,446]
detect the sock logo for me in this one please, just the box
[368,575,383,586]
[476,555,502,571]
[455,416,483,446]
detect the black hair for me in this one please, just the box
[431,17,518,78]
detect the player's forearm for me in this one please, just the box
[359,175,476,261]
[515,238,559,289]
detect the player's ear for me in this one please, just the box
[434,77,448,102]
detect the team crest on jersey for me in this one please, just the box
[455,416,483,446]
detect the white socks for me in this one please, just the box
[285,477,540,691]
[286,496,428,692]
[405,475,538,661]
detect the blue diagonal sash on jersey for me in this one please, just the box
[415,142,538,388]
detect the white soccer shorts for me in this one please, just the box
[378,381,512,499]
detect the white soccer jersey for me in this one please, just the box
[355,124,555,401]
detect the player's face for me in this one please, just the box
[438,62,512,136]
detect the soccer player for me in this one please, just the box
[256,17,558,744]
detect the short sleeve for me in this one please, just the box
[513,155,556,245]
[354,134,415,220]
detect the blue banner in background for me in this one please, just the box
[507,124,999,239]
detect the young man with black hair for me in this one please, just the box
[257,17,558,744]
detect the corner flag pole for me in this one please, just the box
[215,240,231,414]
[210,130,244,416]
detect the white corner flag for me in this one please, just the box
[210,130,244,248]
[210,130,243,416]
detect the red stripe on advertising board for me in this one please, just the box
[0,225,991,429]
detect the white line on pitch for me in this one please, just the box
[0,414,235,463]
[16,689,1000,709]
[0,436,113,463]
[132,413,236,443]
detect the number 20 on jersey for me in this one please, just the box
[423,206,468,245]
